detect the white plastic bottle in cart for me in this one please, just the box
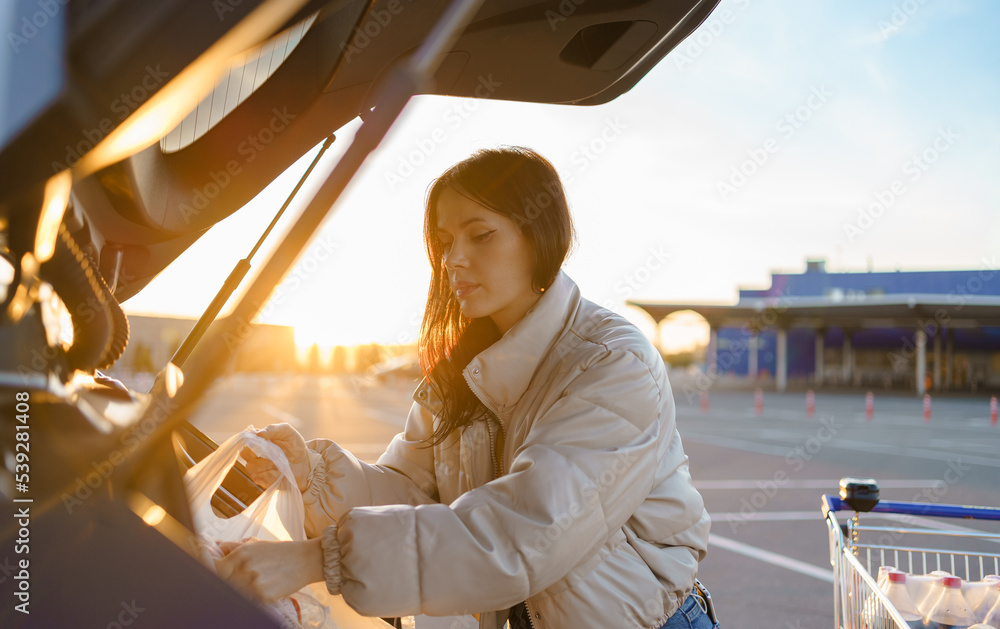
[965,576,1000,623]
[878,566,901,588]
[881,571,923,628]
[915,571,956,618]
[922,576,978,629]
[981,581,1000,628]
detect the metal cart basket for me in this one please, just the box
[822,478,1000,629]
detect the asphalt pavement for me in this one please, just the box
[188,374,1000,629]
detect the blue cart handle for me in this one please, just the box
[822,495,1000,521]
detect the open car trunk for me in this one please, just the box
[0,1,719,625]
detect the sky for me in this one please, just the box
[123,0,1000,352]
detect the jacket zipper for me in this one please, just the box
[523,600,539,629]
[485,418,498,479]
[491,418,504,479]
[465,372,535,627]
[463,370,505,479]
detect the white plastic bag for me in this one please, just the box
[184,428,387,629]
[185,428,328,627]
[186,428,304,546]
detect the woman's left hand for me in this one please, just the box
[215,537,325,603]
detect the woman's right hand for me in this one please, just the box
[242,423,312,492]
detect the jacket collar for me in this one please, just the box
[462,270,580,414]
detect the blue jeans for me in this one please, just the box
[507,593,718,629]
[658,593,719,629]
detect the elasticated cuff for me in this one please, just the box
[320,524,343,595]
[303,449,325,500]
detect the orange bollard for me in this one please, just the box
[700,391,710,413]
[991,396,997,426]
[865,391,874,422]
[754,388,764,416]
[923,394,931,423]
[806,389,815,418]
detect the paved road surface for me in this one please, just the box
[189,375,1000,629]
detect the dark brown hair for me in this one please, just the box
[419,146,574,445]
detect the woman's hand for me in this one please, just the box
[242,423,312,492]
[215,537,325,603]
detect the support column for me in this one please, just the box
[842,330,853,385]
[814,329,825,386]
[945,329,953,391]
[776,328,788,392]
[916,328,927,395]
[748,332,759,380]
[933,331,942,391]
[708,326,718,375]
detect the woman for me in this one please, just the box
[217,147,714,628]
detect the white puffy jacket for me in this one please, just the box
[301,271,711,628]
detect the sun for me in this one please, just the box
[292,319,343,351]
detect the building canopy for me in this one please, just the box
[630,294,1000,331]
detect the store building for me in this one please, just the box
[631,260,1000,394]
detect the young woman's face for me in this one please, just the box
[435,187,539,334]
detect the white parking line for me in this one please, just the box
[709,533,834,583]
[696,479,941,490]
[683,430,1000,469]
[832,438,1000,469]
[712,511,1000,543]
[711,511,820,522]
[682,432,792,457]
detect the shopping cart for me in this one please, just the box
[822,477,1000,629]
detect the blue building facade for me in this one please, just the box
[712,260,1000,391]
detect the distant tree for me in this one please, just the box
[331,345,347,373]
[662,351,696,368]
[306,344,321,373]
[356,343,382,372]
[131,342,155,373]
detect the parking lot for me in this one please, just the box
[189,375,1000,628]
